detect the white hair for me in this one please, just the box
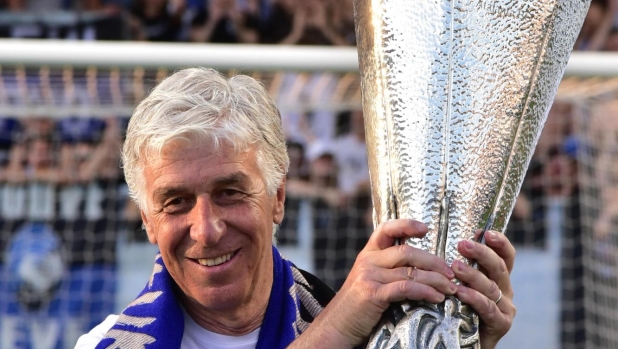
[122,67,289,212]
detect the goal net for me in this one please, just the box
[0,40,615,349]
[557,75,618,349]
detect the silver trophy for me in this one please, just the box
[353,0,590,348]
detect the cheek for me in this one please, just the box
[230,203,273,240]
[151,216,188,250]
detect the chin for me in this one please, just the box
[190,282,251,312]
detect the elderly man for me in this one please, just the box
[76,68,515,349]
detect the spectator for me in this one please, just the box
[286,140,307,180]
[329,0,355,45]
[190,0,259,43]
[57,117,105,145]
[66,0,126,40]
[575,0,618,50]
[544,145,574,198]
[256,0,293,44]
[2,135,65,222]
[0,0,124,40]
[331,111,373,287]
[285,140,369,290]
[0,0,47,38]
[128,0,185,41]
[286,140,341,209]
[0,118,22,167]
[505,160,546,249]
[21,117,56,140]
[78,0,124,13]
[260,0,346,45]
[277,141,307,245]
[331,110,369,198]
[56,116,123,265]
[605,28,618,51]
[299,142,345,289]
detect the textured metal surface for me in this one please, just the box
[353,0,590,348]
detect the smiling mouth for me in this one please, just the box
[195,251,235,267]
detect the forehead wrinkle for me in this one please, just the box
[145,145,265,204]
[151,169,254,200]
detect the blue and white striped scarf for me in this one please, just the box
[95,246,307,349]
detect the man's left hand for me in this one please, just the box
[453,230,516,349]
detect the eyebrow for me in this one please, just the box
[151,172,251,202]
[212,172,250,187]
[152,187,186,203]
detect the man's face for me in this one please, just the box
[140,142,285,315]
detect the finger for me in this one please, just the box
[483,231,516,273]
[452,260,506,303]
[456,284,516,331]
[366,219,428,251]
[371,244,455,279]
[474,229,515,273]
[457,240,512,297]
[375,280,447,305]
[376,267,458,296]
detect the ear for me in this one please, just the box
[272,177,286,225]
[140,210,158,245]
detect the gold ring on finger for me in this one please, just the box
[406,266,416,280]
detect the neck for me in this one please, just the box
[182,298,268,336]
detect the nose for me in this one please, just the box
[189,196,225,246]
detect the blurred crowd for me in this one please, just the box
[0,115,127,348]
[0,0,617,50]
[279,109,371,289]
[576,0,618,51]
[0,0,357,45]
[0,116,131,263]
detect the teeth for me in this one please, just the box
[197,252,232,267]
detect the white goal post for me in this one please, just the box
[0,39,616,76]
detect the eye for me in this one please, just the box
[167,197,185,206]
[214,189,246,205]
[163,197,193,213]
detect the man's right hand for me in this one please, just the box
[290,219,457,348]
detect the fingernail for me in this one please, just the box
[451,260,461,272]
[461,240,473,250]
[415,221,428,232]
[449,282,458,294]
[453,260,468,274]
[446,265,455,278]
[487,231,498,241]
[457,284,467,294]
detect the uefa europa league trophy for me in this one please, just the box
[353,0,590,348]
